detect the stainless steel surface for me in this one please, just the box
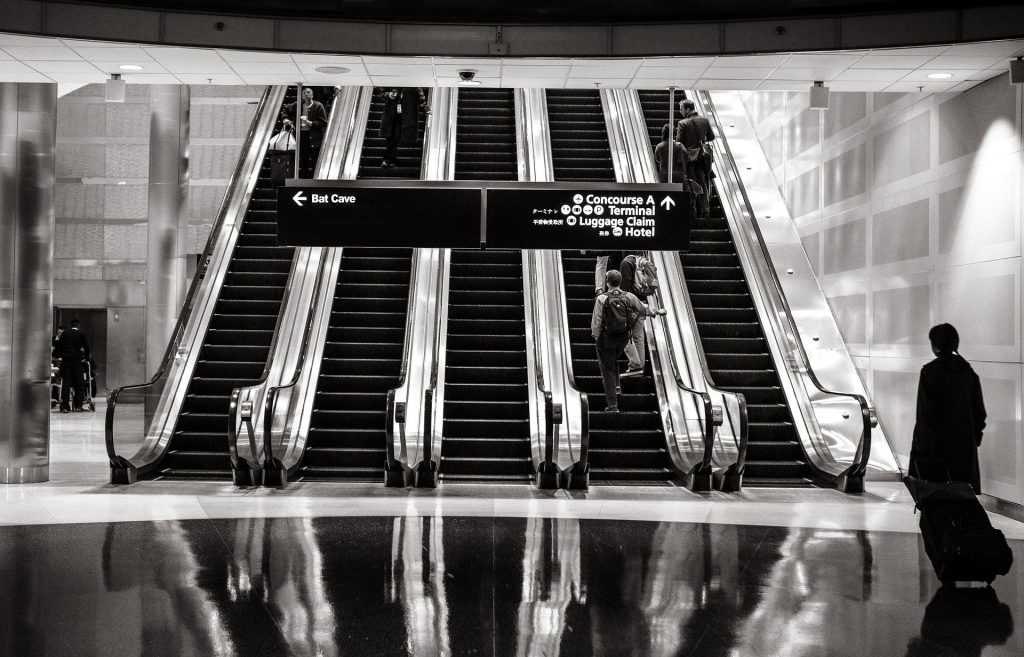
[700,90,901,479]
[417,88,457,472]
[145,85,190,379]
[106,86,288,476]
[517,87,588,477]
[0,82,56,484]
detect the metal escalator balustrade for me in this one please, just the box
[438,88,532,483]
[297,87,426,480]
[153,87,308,479]
[547,88,676,484]
[636,89,812,487]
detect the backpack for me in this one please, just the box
[626,254,659,297]
[601,291,636,338]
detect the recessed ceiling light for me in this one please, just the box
[314,66,350,75]
[117,181,127,185]
[927,72,953,79]
[118,64,143,71]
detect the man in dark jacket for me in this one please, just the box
[654,123,685,184]
[379,87,429,168]
[591,270,665,412]
[618,253,650,377]
[282,86,328,178]
[911,323,987,492]
[57,319,90,412]
[676,99,715,216]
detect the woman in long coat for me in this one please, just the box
[911,323,987,492]
[379,87,428,167]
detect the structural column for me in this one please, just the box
[0,84,57,484]
[145,85,190,377]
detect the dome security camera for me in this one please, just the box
[458,70,477,82]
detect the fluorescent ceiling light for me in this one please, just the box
[314,66,350,74]
[927,72,953,79]
[118,64,143,71]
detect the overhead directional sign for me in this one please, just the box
[486,187,689,250]
[276,181,690,250]
[277,184,482,248]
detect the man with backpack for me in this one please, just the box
[619,253,660,378]
[591,270,667,413]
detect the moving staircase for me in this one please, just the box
[296,88,424,480]
[548,89,675,483]
[439,88,531,483]
[637,90,815,486]
[148,88,301,479]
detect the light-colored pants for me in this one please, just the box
[594,255,609,293]
[624,315,647,371]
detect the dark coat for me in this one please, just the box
[618,254,647,303]
[57,327,90,361]
[911,353,987,492]
[654,139,685,183]
[282,99,328,147]
[379,88,427,143]
[676,113,715,150]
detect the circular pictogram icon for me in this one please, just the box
[561,204,571,215]
[573,193,584,204]
[572,205,582,215]
[583,205,593,215]
[612,226,623,237]
[594,205,605,215]
[567,216,577,226]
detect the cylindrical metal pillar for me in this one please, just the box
[145,85,190,378]
[0,83,57,484]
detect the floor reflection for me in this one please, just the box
[0,516,1020,656]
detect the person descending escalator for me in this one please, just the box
[378,87,429,168]
[281,87,328,178]
[654,123,685,184]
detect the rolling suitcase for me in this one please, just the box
[904,460,1012,584]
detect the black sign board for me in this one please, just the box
[486,187,689,251]
[277,184,482,248]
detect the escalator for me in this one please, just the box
[296,87,425,480]
[638,90,815,487]
[147,87,302,479]
[439,88,532,483]
[548,89,676,484]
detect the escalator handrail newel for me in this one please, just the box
[697,90,872,479]
[385,248,422,471]
[105,86,283,473]
[422,248,448,465]
[526,249,557,469]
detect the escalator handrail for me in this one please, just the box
[551,251,590,468]
[225,88,344,470]
[385,248,423,469]
[696,90,872,479]
[525,249,556,469]
[421,248,449,464]
[105,85,281,469]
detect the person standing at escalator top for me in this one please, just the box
[379,88,429,168]
[57,319,90,413]
[281,87,328,178]
[654,123,685,184]
[676,99,715,217]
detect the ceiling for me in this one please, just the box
[1,32,1021,95]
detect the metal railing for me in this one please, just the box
[384,249,424,485]
[105,85,288,484]
[696,90,874,491]
[415,248,449,486]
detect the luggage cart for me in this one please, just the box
[81,360,96,412]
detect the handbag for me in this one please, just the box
[269,127,296,152]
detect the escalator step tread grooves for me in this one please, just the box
[547,89,673,484]
[454,88,518,181]
[637,91,816,487]
[358,87,429,181]
[439,248,532,481]
[155,87,323,480]
[298,243,413,480]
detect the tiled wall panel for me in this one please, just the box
[743,75,1024,505]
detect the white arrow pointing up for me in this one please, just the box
[660,195,676,210]
[292,191,307,207]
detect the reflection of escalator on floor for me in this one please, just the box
[439,88,531,483]
[297,92,423,480]
[548,89,675,484]
[149,88,301,480]
[638,90,815,487]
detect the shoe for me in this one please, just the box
[59,406,70,414]
[615,386,621,395]
[605,405,620,413]
[381,161,396,168]
[620,368,644,378]
[73,407,85,412]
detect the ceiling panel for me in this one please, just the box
[217,49,293,63]
[433,64,501,77]
[27,60,104,74]
[901,69,982,82]
[41,71,108,84]
[851,54,937,68]
[239,73,307,85]
[173,73,245,85]
[565,78,631,88]
[695,79,762,90]
[885,79,958,92]
[3,46,81,60]
[628,78,698,89]
[633,66,708,79]
[119,73,182,85]
[501,64,569,77]
[833,68,911,81]
[229,62,301,75]
[364,63,434,76]
[702,67,770,80]
[69,46,153,61]
[712,54,790,68]
[924,55,1007,69]
[946,41,1024,57]
[570,60,640,76]
[500,77,562,88]
[782,53,864,68]
[295,61,369,76]
[757,79,811,91]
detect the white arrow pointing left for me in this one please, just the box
[293,191,307,207]
[660,195,676,210]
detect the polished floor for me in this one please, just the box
[0,404,1021,656]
